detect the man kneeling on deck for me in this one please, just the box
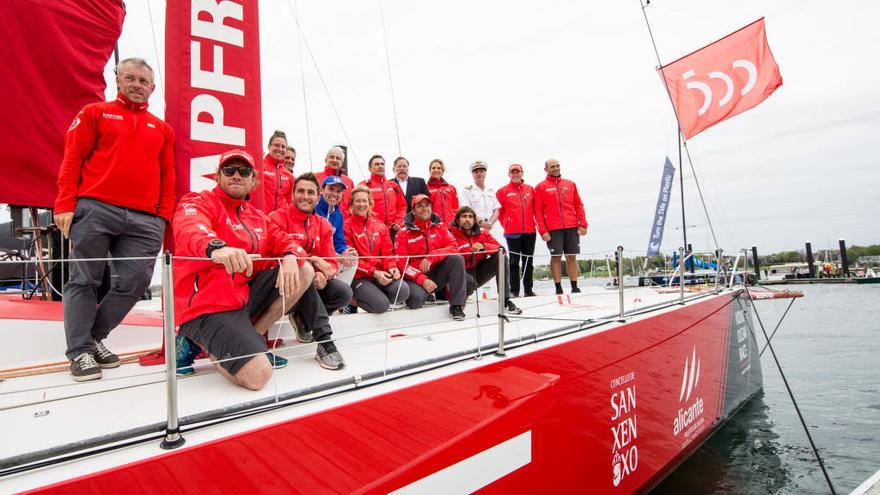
[395,194,468,320]
[173,150,345,390]
[270,173,354,338]
[450,207,522,315]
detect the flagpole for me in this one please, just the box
[638,0,688,263]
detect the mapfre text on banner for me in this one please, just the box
[165,0,264,208]
[659,18,782,140]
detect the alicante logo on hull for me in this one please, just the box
[609,371,638,487]
[672,346,705,447]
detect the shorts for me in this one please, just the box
[178,267,280,375]
[547,227,580,255]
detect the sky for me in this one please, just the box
[12,0,878,260]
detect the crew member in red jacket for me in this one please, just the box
[496,163,537,297]
[315,146,355,212]
[270,173,353,342]
[254,130,294,212]
[53,58,175,382]
[394,195,468,320]
[344,186,411,313]
[534,159,588,294]
[173,149,344,389]
[358,154,406,237]
[450,207,522,315]
[426,158,459,225]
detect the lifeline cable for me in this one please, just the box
[742,285,837,494]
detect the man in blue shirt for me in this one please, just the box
[316,176,358,284]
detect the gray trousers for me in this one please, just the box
[352,278,410,314]
[64,198,165,360]
[406,254,467,309]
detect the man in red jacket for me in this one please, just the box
[53,58,175,382]
[174,150,344,388]
[254,130,294,212]
[395,195,468,320]
[495,163,537,297]
[534,159,588,294]
[316,146,355,211]
[450,207,522,315]
[358,154,406,237]
[270,173,353,342]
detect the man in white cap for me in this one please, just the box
[459,160,500,231]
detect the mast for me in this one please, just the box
[639,1,688,264]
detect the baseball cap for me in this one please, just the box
[412,194,432,205]
[508,163,523,173]
[322,175,348,189]
[470,160,488,172]
[218,149,256,169]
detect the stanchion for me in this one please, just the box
[160,251,185,450]
[617,246,625,321]
[678,247,685,304]
[715,249,722,292]
[496,247,506,357]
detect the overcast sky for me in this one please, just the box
[94,0,880,258]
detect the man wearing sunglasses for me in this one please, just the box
[172,150,344,390]
[53,58,175,382]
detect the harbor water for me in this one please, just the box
[651,283,880,494]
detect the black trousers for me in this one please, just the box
[506,234,536,295]
[466,253,511,301]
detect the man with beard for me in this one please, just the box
[173,149,344,387]
[450,206,522,315]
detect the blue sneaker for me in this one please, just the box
[175,333,199,376]
[266,352,288,369]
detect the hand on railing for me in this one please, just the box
[211,247,259,276]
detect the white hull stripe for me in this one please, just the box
[390,431,532,494]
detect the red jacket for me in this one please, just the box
[450,223,502,269]
[394,212,458,285]
[344,214,396,279]
[533,175,588,235]
[496,181,536,234]
[316,166,355,216]
[358,173,406,228]
[269,205,338,276]
[173,186,307,326]
[55,92,176,220]
[427,178,459,224]
[256,154,294,213]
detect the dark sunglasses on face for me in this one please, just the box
[220,166,254,177]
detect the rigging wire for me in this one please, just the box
[638,0,719,253]
[282,0,366,180]
[739,288,837,494]
[145,0,166,114]
[378,0,403,156]
[292,0,314,171]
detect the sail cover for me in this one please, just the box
[0,0,125,208]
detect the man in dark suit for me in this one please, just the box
[392,156,429,212]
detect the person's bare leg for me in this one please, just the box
[253,263,315,335]
[550,256,563,283]
[213,354,272,390]
[565,254,580,282]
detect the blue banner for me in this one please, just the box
[646,157,676,257]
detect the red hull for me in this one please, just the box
[25,291,762,494]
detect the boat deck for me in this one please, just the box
[0,285,721,477]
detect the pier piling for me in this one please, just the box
[839,239,850,278]
[805,241,816,278]
[751,246,761,280]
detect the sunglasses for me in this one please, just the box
[220,166,254,178]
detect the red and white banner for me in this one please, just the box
[659,18,782,139]
[165,0,264,208]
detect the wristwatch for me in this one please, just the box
[206,239,227,258]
